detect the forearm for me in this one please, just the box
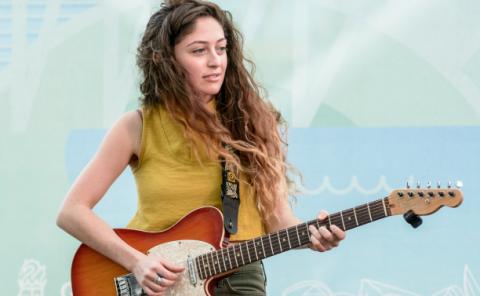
[266,211,301,232]
[57,204,143,271]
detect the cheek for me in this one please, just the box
[222,55,228,70]
[181,62,202,87]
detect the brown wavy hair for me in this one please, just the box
[136,0,291,224]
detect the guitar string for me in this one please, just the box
[196,190,453,278]
[200,199,390,274]
[198,199,392,277]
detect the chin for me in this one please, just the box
[201,88,222,97]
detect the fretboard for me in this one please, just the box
[195,197,391,279]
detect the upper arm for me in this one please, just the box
[63,111,142,209]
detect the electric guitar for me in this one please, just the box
[71,184,463,295]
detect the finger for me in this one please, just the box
[156,275,176,288]
[308,225,320,240]
[146,272,176,289]
[317,210,329,221]
[162,260,185,273]
[318,226,334,243]
[330,225,346,240]
[142,284,164,296]
[139,275,157,293]
[155,265,181,281]
[310,234,328,252]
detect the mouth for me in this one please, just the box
[203,73,222,81]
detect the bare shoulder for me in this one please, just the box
[114,110,143,158]
[62,110,144,208]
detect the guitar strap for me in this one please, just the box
[220,145,240,245]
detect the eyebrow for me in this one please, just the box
[186,38,227,47]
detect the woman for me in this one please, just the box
[56,0,345,295]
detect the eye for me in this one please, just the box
[217,46,227,54]
[192,48,206,54]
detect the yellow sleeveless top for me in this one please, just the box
[127,103,265,241]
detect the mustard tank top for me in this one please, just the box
[127,103,265,241]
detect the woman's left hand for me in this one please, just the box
[308,210,345,252]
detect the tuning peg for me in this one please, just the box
[455,180,463,189]
[403,210,422,228]
[426,181,432,188]
[416,181,421,188]
[448,181,452,188]
[406,181,410,189]
[437,181,441,188]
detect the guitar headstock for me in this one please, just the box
[388,181,463,216]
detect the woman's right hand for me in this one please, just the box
[132,253,185,296]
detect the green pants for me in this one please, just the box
[214,261,267,295]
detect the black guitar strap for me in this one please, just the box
[221,145,240,236]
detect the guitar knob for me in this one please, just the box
[403,210,422,228]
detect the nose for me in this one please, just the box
[207,50,221,68]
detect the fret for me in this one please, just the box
[283,230,291,249]
[201,255,210,277]
[261,236,273,258]
[237,244,245,266]
[215,250,222,273]
[223,248,232,270]
[339,211,346,230]
[382,198,388,216]
[304,223,311,240]
[352,207,359,226]
[302,223,311,244]
[355,204,370,225]
[327,215,332,228]
[252,238,259,260]
[295,225,301,246]
[268,234,275,256]
[342,208,356,230]
[366,202,373,222]
[328,214,339,231]
[209,252,217,275]
[279,230,287,251]
[244,241,252,263]
[286,228,292,249]
[219,248,227,272]
[195,257,204,279]
[232,245,239,268]
[276,232,282,252]
[384,198,391,216]
[371,200,386,221]
[258,237,266,258]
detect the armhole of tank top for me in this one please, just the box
[132,108,146,173]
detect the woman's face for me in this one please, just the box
[174,16,228,102]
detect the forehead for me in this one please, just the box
[179,16,225,44]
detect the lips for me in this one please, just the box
[203,73,222,82]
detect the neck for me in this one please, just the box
[195,197,391,279]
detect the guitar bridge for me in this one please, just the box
[114,273,145,296]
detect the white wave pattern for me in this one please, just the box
[16,261,478,295]
[294,175,418,196]
[17,259,46,296]
[61,282,72,296]
[281,265,479,296]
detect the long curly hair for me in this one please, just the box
[136,0,291,224]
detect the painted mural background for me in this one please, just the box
[1,0,479,295]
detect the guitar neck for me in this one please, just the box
[195,197,391,279]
